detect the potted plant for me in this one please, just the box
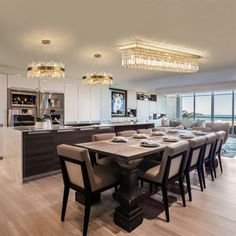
[35,115,52,129]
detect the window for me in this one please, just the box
[195,92,212,121]
[182,94,194,119]
[214,91,232,124]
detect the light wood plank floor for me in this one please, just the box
[0,157,236,236]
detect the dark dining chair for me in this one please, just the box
[213,131,226,177]
[184,136,206,201]
[92,132,116,166]
[117,130,137,137]
[57,144,120,236]
[138,141,189,222]
[201,133,217,188]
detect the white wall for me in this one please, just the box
[0,74,8,157]
[0,74,165,125]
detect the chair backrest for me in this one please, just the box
[215,131,226,154]
[57,144,96,192]
[92,132,116,142]
[206,123,229,144]
[117,130,137,137]
[186,136,206,169]
[137,128,152,135]
[204,133,217,159]
[157,141,189,183]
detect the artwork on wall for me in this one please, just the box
[110,88,127,117]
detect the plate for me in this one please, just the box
[132,134,148,139]
[163,137,179,142]
[192,131,207,136]
[140,142,160,147]
[179,134,194,139]
[152,131,165,136]
[167,129,178,133]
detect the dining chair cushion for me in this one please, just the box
[57,144,96,190]
[93,165,120,191]
[188,136,206,166]
[137,128,152,135]
[92,133,116,142]
[117,130,137,137]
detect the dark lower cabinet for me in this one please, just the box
[23,131,54,178]
[22,124,154,180]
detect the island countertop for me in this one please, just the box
[12,122,155,133]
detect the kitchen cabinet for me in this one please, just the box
[64,82,78,123]
[78,86,91,122]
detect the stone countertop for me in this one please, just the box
[11,122,155,133]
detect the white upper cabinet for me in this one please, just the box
[7,76,39,90]
[149,101,157,114]
[78,85,91,122]
[127,90,137,109]
[64,82,78,123]
[0,74,8,125]
[39,79,64,92]
[137,100,149,121]
[90,86,101,122]
[101,87,111,123]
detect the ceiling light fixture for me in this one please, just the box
[27,39,65,79]
[83,54,113,86]
[119,42,201,73]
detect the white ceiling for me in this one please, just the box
[1,0,236,88]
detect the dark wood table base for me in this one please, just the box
[113,168,145,232]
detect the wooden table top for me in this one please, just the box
[75,130,202,161]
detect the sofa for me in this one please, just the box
[161,118,230,144]
[193,122,230,144]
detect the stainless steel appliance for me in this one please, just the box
[8,89,37,108]
[8,89,38,126]
[39,92,64,125]
[8,108,36,126]
[8,89,64,126]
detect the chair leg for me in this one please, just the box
[61,186,70,221]
[201,164,206,189]
[140,180,144,188]
[83,199,91,236]
[218,154,223,173]
[212,157,217,179]
[179,177,186,207]
[149,183,153,194]
[185,173,192,201]
[197,168,203,192]
[209,160,214,181]
[162,186,170,222]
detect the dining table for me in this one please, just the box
[76,129,207,232]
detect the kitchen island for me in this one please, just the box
[3,122,154,183]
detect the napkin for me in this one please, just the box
[140,139,159,147]
[112,136,128,143]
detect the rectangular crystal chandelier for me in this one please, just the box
[119,43,201,73]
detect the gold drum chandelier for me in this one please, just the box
[119,43,201,73]
[83,54,113,86]
[27,39,65,79]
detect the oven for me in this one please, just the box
[8,108,36,126]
